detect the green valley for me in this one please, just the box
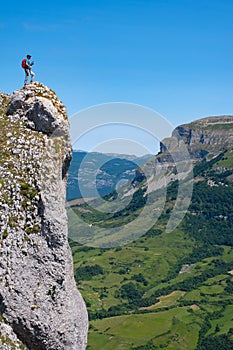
[69,146,233,349]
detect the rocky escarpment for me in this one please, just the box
[0,83,88,349]
[133,115,233,193]
[160,115,233,161]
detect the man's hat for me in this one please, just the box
[27,54,32,58]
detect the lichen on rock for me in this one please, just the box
[0,83,88,349]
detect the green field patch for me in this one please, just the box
[222,246,233,263]
[87,331,126,350]
[88,307,201,349]
[154,321,200,350]
[200,304,223,313]
[182,289,202,302]
[140,290,185,310]
[203,274,229,286]
[213,149,233,169]
[200,284,225,295]
[206,304,233,337]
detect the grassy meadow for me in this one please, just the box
[69,150,233,349]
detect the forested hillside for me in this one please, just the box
[68,149,233,349]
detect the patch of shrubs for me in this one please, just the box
[75,264,103,281]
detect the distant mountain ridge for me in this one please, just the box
[67,116,233,201]
[67,151,152,200]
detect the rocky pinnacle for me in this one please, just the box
[0,82,88,350]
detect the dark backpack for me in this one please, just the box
[21,58,27,69]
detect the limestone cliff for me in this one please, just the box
[160,115,233,161]
[134,115,233,193]
[0,83,88,349]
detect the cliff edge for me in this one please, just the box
[162,115,233,160]
[132,115,233,194]
[0,83,88,349]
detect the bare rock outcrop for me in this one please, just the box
[0,82,88,349]
[135,115,233,193]
[160,115,233,161]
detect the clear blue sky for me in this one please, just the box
[1,0,233,154]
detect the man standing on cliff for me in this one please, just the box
[22,54,35,87]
